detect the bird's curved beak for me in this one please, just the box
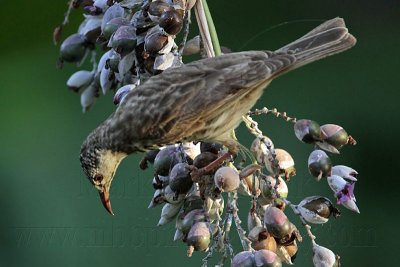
[98,185,114,215]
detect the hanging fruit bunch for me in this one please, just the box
[55,1,360,266]
[55,0,199,112]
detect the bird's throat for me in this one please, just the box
[97,149,128,179]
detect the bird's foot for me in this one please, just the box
[188,151,232,182]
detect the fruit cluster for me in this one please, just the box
[56,0,198,111]
[138,120,358,266]
[56,1,360,266]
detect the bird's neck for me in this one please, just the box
[95,118,142,155]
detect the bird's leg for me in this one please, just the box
[188,151,232,182]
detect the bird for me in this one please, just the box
[80,17,356,215]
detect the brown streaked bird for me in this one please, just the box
[80,18,356,215]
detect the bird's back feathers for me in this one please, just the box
[85,17,356,153]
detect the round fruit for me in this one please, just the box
[148,0,172,17]
[308,150,332,180]
[159,9,183,35]
[186,222,211,252]
[193,152,218,169]
[60,34,87,63]
[169,163,193,193]
[294,119,321,143]
[103,17,129,40]
[214,167,240,192]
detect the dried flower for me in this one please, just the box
[328,175,359,213]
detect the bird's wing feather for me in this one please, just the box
[114,51,296,146]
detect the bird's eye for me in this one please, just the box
[94,174,103,182]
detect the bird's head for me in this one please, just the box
[80,144,127,215]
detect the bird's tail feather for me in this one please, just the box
[275,17,356,70]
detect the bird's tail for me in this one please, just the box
[275,17,356,71]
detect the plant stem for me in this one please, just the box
[194,0,214,57]
[201,0,222,56]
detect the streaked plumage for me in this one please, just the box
[80,18,356,214]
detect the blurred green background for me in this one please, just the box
[0,0,398,266]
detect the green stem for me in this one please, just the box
[201,0,222,56]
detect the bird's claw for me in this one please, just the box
[186,165,205,182]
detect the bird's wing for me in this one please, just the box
[115,51,296,146]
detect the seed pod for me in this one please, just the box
[99,66,114,94]
[80,83,98,112]
[238,178,252,196]
[78,16,102,43]
[232,251,255,267]
[308,150,332,181]
[145,31,169,54]
[260,176,288,201]
[148,0,173,17]
[181,195,204,215]
[193,152,218,169]
[251,136,274,165]
[240,164,262,180]
[276,222,302,246]
[312,244,340,267]
[154,52,176,70]
[113,84,136,105]
[264,207,291,240]
[183,35,201,56]
[268,149,296,180]
[176,209,206,235]
[101,3,125,31]
[254,249,282,267]
[111,25,136,56]
[103,17,129,40]
[118,51,135,75]
[60,34,88,63]
[276,242,298,265]
[248,211,263,232]
[248,226,265,241]
[249,227,277,252]
[159,9,183,35]
[173,229,184,241]
[158,202,183,226]
[187,222,211,252]
[67,70,94,92]
[163,185,185,204]
[331,165,358,182]
[320,124,349,149]
[169,163,193,194]
[153,146,182,176]
[84,5,103,15]
[200,142,223,154]
[107,50,121,72]
[139,149,160,169]
[243,173,260,194]
[93,0,108,12]
[152,174,168,189]
[285,241,298,260]
[148,189,164,208]
[294,119,322,143]
[297,196,340,224]
[214,167,240,192]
